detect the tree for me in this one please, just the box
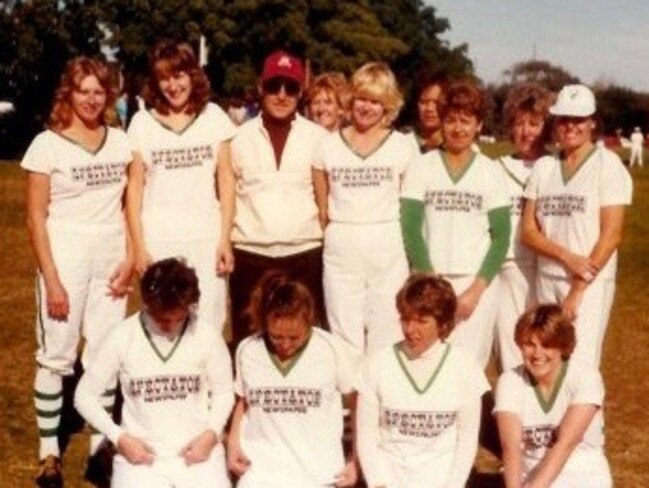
[503,59,580,92]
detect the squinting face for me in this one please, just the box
[554,116,595,153]
[71,75,107,126]
[418,84,442,132]
[512,111,546,158]
[146,306,190,334]
[158,70,192,112]
[400,314,440,356]
[267,316,311,361]
[520,333,563,382]
[310,90,342,132]
[351,96,386,132]
[442,110,482,154]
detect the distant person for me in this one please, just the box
[22,56,132,488]
[229,50,328,347]
[227,97,248,126]
[306,71,348,132]
[522,84,633,367]
[413,73,446,153]
[629,126,644,168]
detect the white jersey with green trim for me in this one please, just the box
[494,360,606,475]
[497,155,536,266]
[234,328,356,487]
[523,147,632,280]
[313,130,418,223]
[127,103,236,241]
[401,150,511,275]
[21,128,131,228]
[77,312,234,460]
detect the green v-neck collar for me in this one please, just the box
[530,361,568,414]
[441,150,477,184]
[339,128,393,161]
[54,126,108,156]
[393,342,450,395]
[149,109,199,135]
[139,312,189,363]
[265,331,312,377]
[561,146,596,185]
[498,156,527,189]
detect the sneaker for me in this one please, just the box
[35,455,63,488]
[84,444,114,488]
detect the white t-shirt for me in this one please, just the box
[497,156,537,266]
[127,103,236,241]
[630,131,643,148]
[313,130,418,224]
[75,312,234,460]
[523,147,633,280]
[21,128,131,229]
[494,360,607,476]
[358,341,489,488]
[234,328,356,487]
[401,150,511,275]
[231,114,326,257]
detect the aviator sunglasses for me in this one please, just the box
[262,78,301,97]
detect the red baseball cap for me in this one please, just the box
[261,51,305,85]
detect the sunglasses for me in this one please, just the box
[262,78,301,97]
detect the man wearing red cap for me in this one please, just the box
[229,50,328,346]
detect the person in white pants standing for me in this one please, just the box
[629,126,644,168]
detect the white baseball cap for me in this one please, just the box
[549,84,596,117]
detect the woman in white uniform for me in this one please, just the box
[357,274,489,488]
[126,40,236,333]
[313,62,416,360]
[228,270,357,487]
[401,79,512,367]
[75,258,234,488]
[495,83,553,370]
[23,56,133,488]
[522,84,632,367]
[495,304,611,488]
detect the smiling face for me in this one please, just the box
[400,313,440,357]
[266,316,311,361]
[70,75,107,126]
[310,89,342,131]
[520,333,563,383]
[157,70,192,112]
[351,95,386,132]
[418,84,442,133]
[512,110,546,159]
[442,109,482,154]
[554,115,595,153]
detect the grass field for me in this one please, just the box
[0,152,647,487]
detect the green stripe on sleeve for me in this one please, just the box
[478,206,512,283]
[400,198,434,272]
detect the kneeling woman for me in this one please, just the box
[228,271,357,487]
[75,258,235,488]
[357,274,489,488]
[495,304,611,488]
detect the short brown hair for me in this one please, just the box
[306,71,349,110]
[141,258,200,312]
[396,274,457,340]
[438,79,487,122]
[246,270,315,335]
[514,304,576,360]
[503,83,553,140]
[143,40,211,115]
[48,56,118,131]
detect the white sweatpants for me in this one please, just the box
[536,273,615,367]
[146,237,226,333]
[323,221,408,360]
[629,146,643,167]
[444,275,500,368]
[112,445,230,488]
[495,263,536,371]
[36,221,127,375]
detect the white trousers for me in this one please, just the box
[495,263,537,371]
[112,445,230,488]
[36,222,126,375]
[323,222,408,360]
[536,273,615,367]
[147,237,226,333]
[629,146,643,167]
[444,275,500,368]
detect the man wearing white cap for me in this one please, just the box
[629,126,644,168]
[521,84,633,367]
[229,50,328,347]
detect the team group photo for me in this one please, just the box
[1,1,648,488]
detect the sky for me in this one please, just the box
[426,0,649,92]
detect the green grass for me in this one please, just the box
[1,158,648,486]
